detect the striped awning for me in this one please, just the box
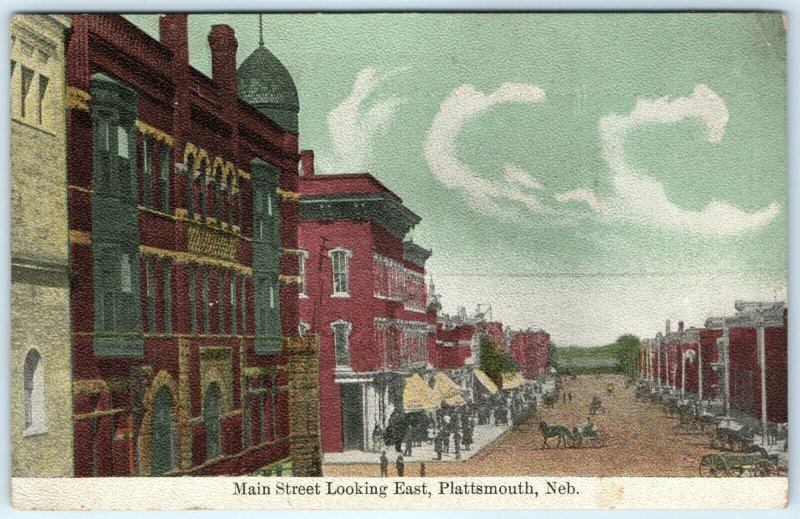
[432,372,466,406]
[403,373,439,412]
[473,369,499,394]
[502,372,528,390]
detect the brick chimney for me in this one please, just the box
[678,321,684,333]
[159,14,189,68]
[208,24,238,97]
[665,319,671,334]
[300,150,315,177]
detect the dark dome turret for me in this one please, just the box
[237,35,299,133]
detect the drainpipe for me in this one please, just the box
[698,338,703,401]
[722,320,730,415]
[757,323,767,446]
[681,349,686,396]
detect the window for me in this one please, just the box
[214,166,222,222]
[145,257,155,331]
[198,160,207,221]
[299,321,311,335]
[162,259,172,333]
[185,155,194,217]
[331,321,352,368]
[298,252,308,297]
[217,269,224,334]
[159,145,170,212]
[117,126,129,159]
[37,74,48,126]
[141,136,152,207]
[240,276,247,334]
[203,383,222,460]
[329,248,351,297]
[23,349,46,435]
[189,264,197,333]
[202,266,209,333]
[150,387,173,476]
[230,274,237,335]
[120,254,132,293]
[20,66,33,119]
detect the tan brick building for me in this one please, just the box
[10,14,73,477]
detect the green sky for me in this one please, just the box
[127,13,787,345]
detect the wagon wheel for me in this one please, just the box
[727,463,744,477]
[752,459,774,477]
[699,454,725,477]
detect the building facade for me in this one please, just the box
[297,155,437,453]
[11,14,73,477]
[65,14,318,476]
[509,329,550,381]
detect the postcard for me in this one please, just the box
[10,12,787,509]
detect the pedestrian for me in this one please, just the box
[396,454,404,477]
[379,450,388,477]
[372,422,383,452]
[563,392,567,404]
[453,430,462,460]
[403,426,413,456]
[443,430,450,453]
[419,462,426,477]
[568,392,573,404]
[434,435,443,460]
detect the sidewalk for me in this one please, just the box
[323,377,558,465]
[322,421,514,464]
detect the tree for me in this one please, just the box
[479,337,517,384]
[612,334,641,377]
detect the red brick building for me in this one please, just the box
[705,302,787,424]
[509,329,550,381]
[65,14,317,476]
[296,154,436,453]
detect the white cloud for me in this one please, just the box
[323,67,405,172]
[555,188,607,213]
[424,84,547,216]
[565,84,780,236]
[503,163,543,190]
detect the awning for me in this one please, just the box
[502,372,527,390]
[473,369,499,395]
[403,373,439,412]
[432,372,466,406]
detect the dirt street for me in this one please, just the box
[323,374,722,477]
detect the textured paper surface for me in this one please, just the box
[10,11,787,510]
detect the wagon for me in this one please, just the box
[711,420,755,452]
[699,451,778,477]
[564,427,607,449]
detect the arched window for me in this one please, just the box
[150,386,173,476]
[203,382,222,460]
[185,154,195,217]
[198,159,207,221]
[23,349,46,435]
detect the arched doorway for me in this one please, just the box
[203,382,222,460]
[23,349,45,433]
[150,386,173,476]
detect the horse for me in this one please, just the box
[539,421,570,448]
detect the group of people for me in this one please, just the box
[372,383,543,463]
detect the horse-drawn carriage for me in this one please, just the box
[539,420,607,449]
[699,446,782,477]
